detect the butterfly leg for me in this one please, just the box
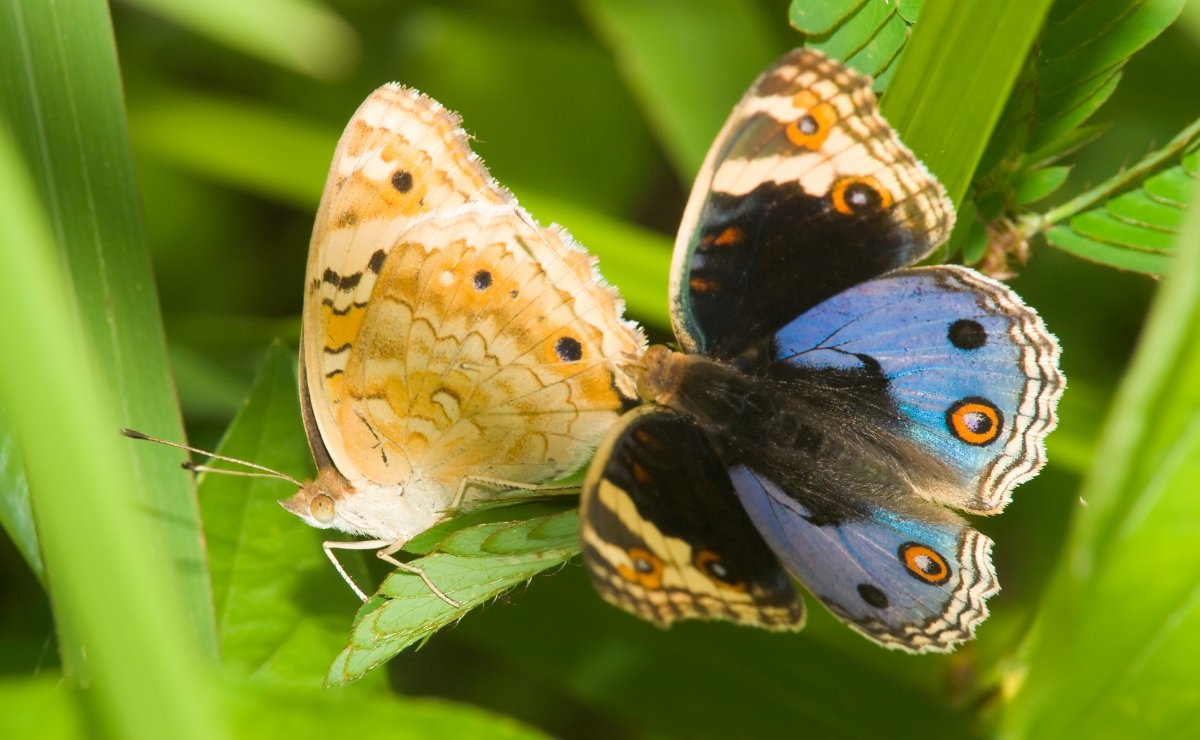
[375,539,462,608]
[449,475,579,512]
[321,539,385,601]
[323,538,462,607]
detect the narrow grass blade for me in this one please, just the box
[0,121,225,740]
[0,0,216,654]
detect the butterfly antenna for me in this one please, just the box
[120,428,304,488]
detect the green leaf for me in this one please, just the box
[898,0,926,23]
[0,424,40,581]
[959,0,1182,268]
[1002,177,1200,739]
[129,92,332,208]
[881,0,1055,207]
[950,200,991,264]
[1069,210,1174,251]
[0,0,215,656]
[1041,146,1197,274]
[802,0,929,86]
[1108,189,1186,230]
[580,0,781,180]
[1144,164,1195,205]
[1014,165,1071,205]
[789,0,867,35]
[845,9,907,77]
[1029,69,1122,152]
[808,0,894,69]
[1044,226,1172,273]
[1037,0,1186,93]
[424,570,977,739]
[119,0,359,81]
[225,679,550,739]
[1023,123,1106,168]
[198,342,382,690]
[0,677,86,739]
[328,510,580,686]
[0,114,223,740]
[0,674,549,740]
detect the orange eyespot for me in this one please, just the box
[946,398,1003,446]
[830,176,893,215]
[619,547,665,590]
[785,101,837,150]
[899,542,950,585]
[695,550,746,592]
[309,493,336,524]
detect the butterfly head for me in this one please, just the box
[633,344,686,404]
[279,468,352,530]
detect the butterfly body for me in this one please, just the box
[581,49,1064,651]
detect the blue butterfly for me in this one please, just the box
[579,49,1064,651]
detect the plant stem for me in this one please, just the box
[1020,116,1200,237]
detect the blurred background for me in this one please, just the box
[3,1,1199,737]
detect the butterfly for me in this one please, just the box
[279,84,646,601]
[579,49,1065,651]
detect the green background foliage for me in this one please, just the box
[1,0,1199,737]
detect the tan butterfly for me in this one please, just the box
[275,85,645,601]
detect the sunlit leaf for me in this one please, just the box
[0,424,39,581]
[961,0,1184,268]
[226,678,549,739]
[1003,183,1200,739]
[881,0,1054,206]
[198,342,381,690]
[1043,148,1196,274]
[789,0,866,35]
[328,509,580,686]
[0,674,549,740]
[845,9,907,76]
[1,0,214,654]
[1014,165,1071,205]
[0,112,223,740]
[807,0,894,69]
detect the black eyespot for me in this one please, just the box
[555,336,583,362]
[844,182,881,211]
[797,114,819,135]
[831,176,892,216]
[472,270,492,290]
[857,583,889,609]
[633,556,655,574]
[949,319,987,350]
[509,289,519,299]
[391,169,414,193]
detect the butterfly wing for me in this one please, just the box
[728,464,996,652]
[581,405,804,630]
[301,85,645,540]
[771,266,1064,514]
[670,49,955,359]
